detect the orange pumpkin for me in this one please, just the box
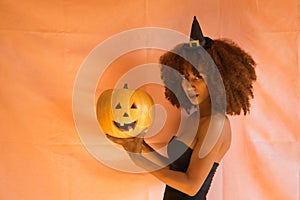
[96,84,155,138]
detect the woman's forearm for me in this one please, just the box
[141,141,170,167]
[129,153,198,196]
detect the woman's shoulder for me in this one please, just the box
[197,113,231,159]
[199,113,230,129]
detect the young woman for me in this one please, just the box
[107,17,257,199]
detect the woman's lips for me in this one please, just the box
[188,93,199,99]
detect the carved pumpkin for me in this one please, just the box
[96,84,155,138]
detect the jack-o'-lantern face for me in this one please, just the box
[96,85,155,138]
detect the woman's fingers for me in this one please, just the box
[105,134,144,153]
[106,134,126,145]
[106,134,135,144]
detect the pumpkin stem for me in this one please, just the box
[123,83,128,89]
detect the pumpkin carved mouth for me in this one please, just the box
[113,120,137,132]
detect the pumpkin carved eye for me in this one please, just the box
[131,103,137,109]
[115,103,121,109]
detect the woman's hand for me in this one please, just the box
[106,133,145,153]
[106,132,168,171]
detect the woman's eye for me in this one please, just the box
[181,75,188,80]
[195,74,202,80]
[182,73,203,80]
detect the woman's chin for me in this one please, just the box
[188,98,199,105]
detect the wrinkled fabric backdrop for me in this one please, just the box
[1,0,299,200]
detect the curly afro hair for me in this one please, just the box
[160,39,257,115]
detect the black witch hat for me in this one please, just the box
[187,16,213,49]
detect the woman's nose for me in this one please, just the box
[190,85,196,91]
[188,79,196,88]
[183,78,193,87]
[186,82,195,91]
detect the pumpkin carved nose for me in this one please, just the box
[123,112,129,117]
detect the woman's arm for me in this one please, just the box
[106,134,170,167]
[141,140,170,167]
[107,116,231,196]
[130,116,232,196]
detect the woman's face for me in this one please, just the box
[181,64,210,105]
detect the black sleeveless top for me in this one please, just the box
[163,136,219,200]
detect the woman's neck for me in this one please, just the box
[198,98,212,118]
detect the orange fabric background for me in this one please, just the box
[1,0,299,199]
